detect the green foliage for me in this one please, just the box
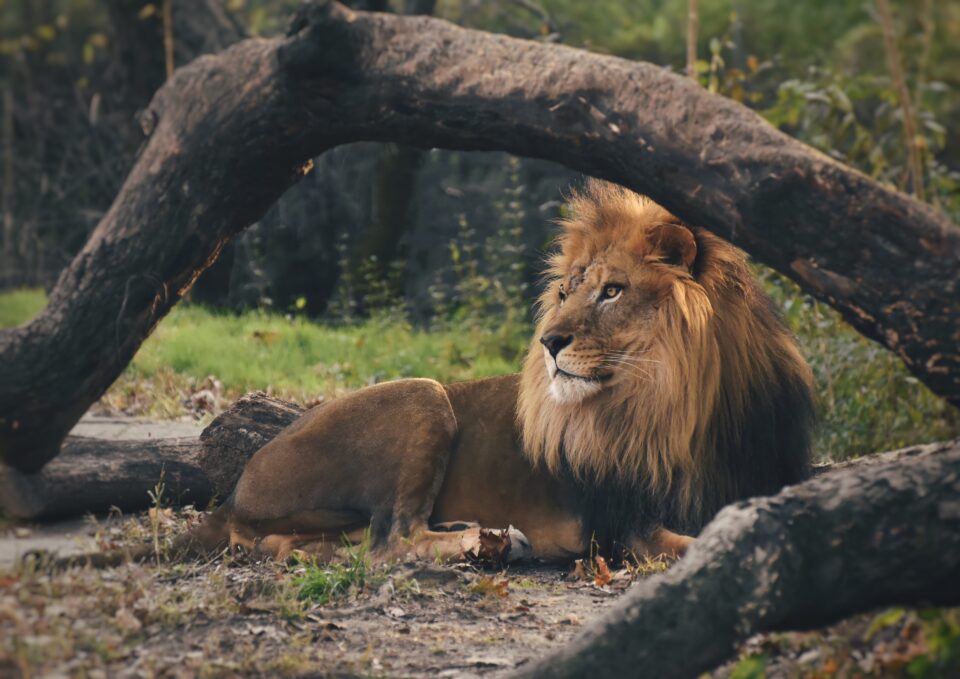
[909,609,960,678]
[764,71,957,218]
[426,155,533,366]
[293,532,381,605]
[729,653,768,679]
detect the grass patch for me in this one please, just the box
[0,288,45,327]
[293,533,381,606]
[132,305,522,399]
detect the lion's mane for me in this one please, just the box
[517,181,814,538]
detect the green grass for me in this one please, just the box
[0,288,45,328]
[1,284,955,461]
[132,305,523,399]
[293,533,381,605]
[0,289,523,401]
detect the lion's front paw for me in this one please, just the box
[461,525,532,565]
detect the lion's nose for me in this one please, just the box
[540,334,573,358]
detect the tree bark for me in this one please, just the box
[515,438,960,679]
[0,437,208,520]
[0,1,957,472]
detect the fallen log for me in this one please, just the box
[0,0,956,473]
[0,393,302,520]
[515,437,960,679]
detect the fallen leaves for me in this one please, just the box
[466,576,510,599]
[463,528,513,566]
[571,554,614,588]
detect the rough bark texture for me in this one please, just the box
[0,393,302,520]
[196,392,304,498]
[0,0,957,471]
[515,438,960,679]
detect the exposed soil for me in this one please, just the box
[0,511,637,678]
[2,509,958,678]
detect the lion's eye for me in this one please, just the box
[600,284,623,301]
[558,287,567,304]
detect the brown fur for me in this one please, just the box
[76,181,813,568]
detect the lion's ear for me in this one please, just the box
[647,223,697,270]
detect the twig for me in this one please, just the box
[162,0,175,79]
[1,88,13,267]
[686,0,699,80]
[509,0,557,36]
[913,0,934,110]
[875,0,925,201]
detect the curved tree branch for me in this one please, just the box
[515,438,960,678]
[0,0,957,471]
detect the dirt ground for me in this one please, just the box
[2,509,957,679]
[0,511,635,678]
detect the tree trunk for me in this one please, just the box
[0,437,207,520]
[0,1,957,472]
[515,438,960,679]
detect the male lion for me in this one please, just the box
[181,180,815,565]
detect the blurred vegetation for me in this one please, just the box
[1,0,958,461]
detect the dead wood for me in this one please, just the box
[515,438,960,678]
[0,393,301,520]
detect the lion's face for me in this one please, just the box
[535,214,698,404]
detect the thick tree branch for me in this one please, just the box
[515,438,960,678]
[0,0,957,471]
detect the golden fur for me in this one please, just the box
[70,181,814,569]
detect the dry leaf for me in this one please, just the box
[593,555,612,587]
[464,528,512,566]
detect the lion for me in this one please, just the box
[76,180,815,568]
